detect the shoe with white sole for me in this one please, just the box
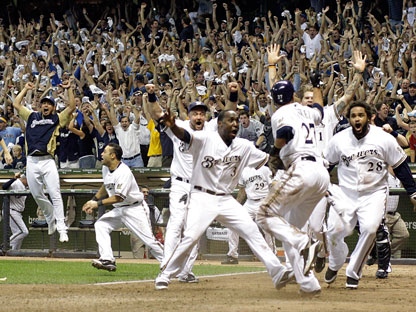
[92,259,116,272]
[301,240,322,275]
[59,231,69,243]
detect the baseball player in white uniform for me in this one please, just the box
[256,77,329,296]
[302,51,368,273]
[155,108,293,291]
[2,172,29,250]
[145,84,216,282]
[323,101,416,289]
[13,81,76,243]
[82,143,164,271]
[222,166,275,264]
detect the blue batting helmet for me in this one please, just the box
[271,80,294,105]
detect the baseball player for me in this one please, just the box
[13,81,76,243]
[144,83,216,282]
[222,165,275,264]
[82,143,164,271]
[305,51,368,272]
[256,79,329,297]
[2,172,28,250]
[323,101,416,289]
[154,106,295,291]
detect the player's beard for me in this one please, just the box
[352,120,370,140]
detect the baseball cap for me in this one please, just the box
[40,96,56,106]
[135,74,145,82]
[82,96,91,104]
[410,82,416,88]
[237,104,249,112]
[188,101,208,113]
[0,117,7,123]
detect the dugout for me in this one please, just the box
[1,166,416,261]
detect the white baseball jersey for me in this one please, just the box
[271,102,322,168]
[165,119,216,179]
[324,125,407,192]
[188,131,268,194]
[238,166,272,200]
[102,161,144,207]
[315,104,340,155]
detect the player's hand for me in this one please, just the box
[161,108,175,128]
[82,200,98,215]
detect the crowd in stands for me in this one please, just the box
[0,0,414,170]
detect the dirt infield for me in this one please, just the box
[1,259,416,312]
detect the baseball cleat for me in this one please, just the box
[376,269,388,279]
[275,269,295,290]
[301,240,321,275]
[345,276,359,289]
[324,268,338,284]
[92,259,117,272]
[314,256,326,273]
[221,256,239,265]
[298,289,321,298]
[59,232,69,243]
[178,272,199,283]
[155,281,169,290]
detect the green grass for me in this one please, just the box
[0,260,265,284]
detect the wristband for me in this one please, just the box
[97,200,103,207]
[148,93,157,102]
[229,91,238,102]
[92,196,98,201]
[390,131,398,138]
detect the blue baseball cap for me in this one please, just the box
[40,96,56,106]
[188,101,208,113]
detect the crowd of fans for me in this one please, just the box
[0,0,414,170]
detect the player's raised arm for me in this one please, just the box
[13,82,34,112]
[161,108,190,143]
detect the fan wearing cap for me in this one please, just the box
[404,82,416,108]
[2,171,29,250]
[145,83,216,283]
[12,81,76,243]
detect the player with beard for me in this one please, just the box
[323,101,416,289]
